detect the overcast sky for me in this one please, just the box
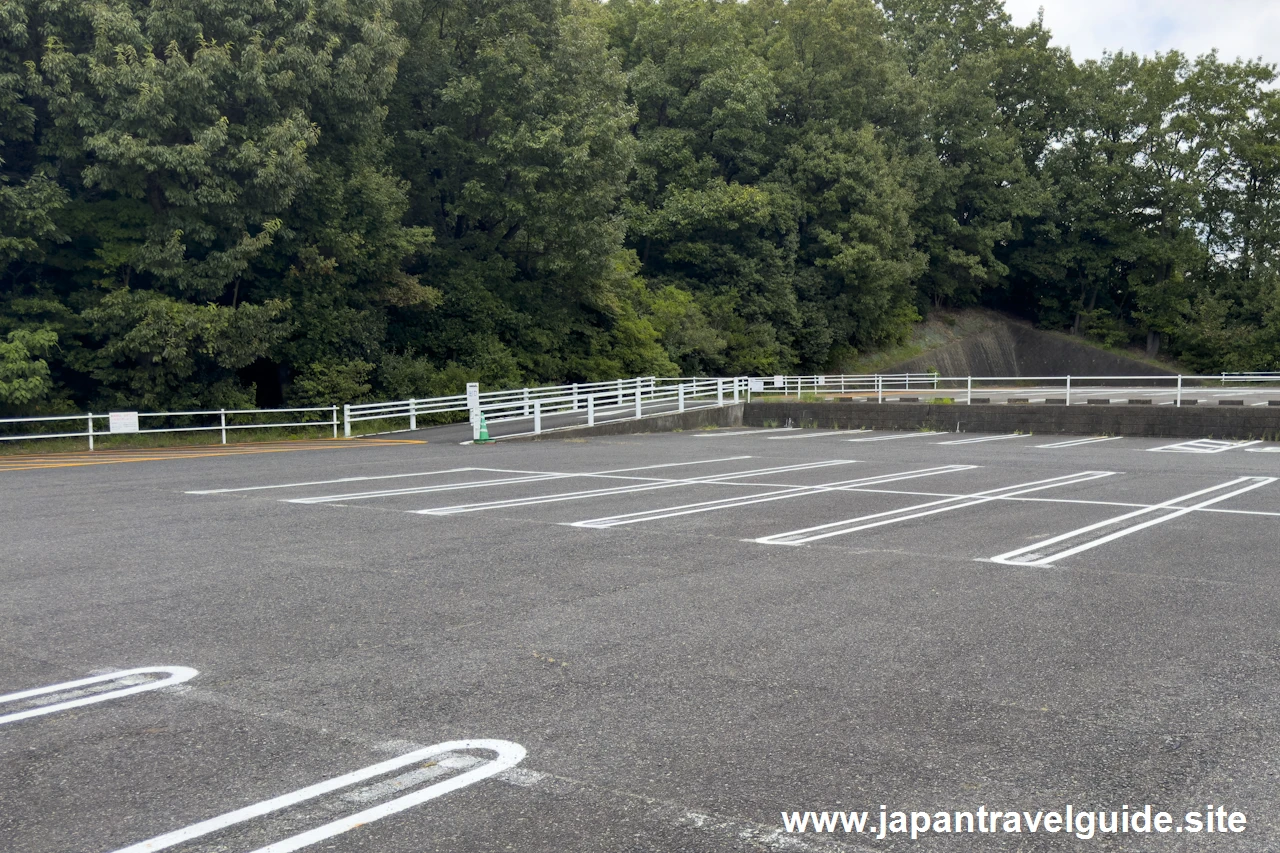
[1001,0,1280,67]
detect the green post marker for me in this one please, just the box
[476,414,495,444]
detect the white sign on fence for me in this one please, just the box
[772,375,784,387]
[108,412,139,434]
[816,375,826,384]
[749,379,766,392]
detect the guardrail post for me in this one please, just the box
[409,399,417,431]
[332,406,338,438]
[732,377,739,402]
[678,384,686,412]
[587,395,595,426]
[1176,375,1183,407]
[967,376,972,405]
[1065,375,1071,407]
[572,383,579,411]
[87,413,94,451]
[522,388,530,416]
[471,409,481,441]
[635,386,642,419]
[343,404,351,438]
[533,401,541,434]
[877,375,883,404]
[220,409,227,444]
[717,378,724,405]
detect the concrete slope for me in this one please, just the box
[881,314,1175,378]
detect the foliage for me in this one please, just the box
[3,0,1280,416]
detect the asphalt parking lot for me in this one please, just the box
[3,426,1279,851]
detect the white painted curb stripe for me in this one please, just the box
[754,471,1117,545]
[108,739,525,853]
[989,477,1276,566]
[0,667,197,725]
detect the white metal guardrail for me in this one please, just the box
[0,406,339,450]
[345,376,749,439]
[746,374,940,396]
[3,370,1278,452]
[746,373,1280,407]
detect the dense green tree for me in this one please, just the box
[5,0,1280,417]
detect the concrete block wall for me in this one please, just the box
[743,401,1280,441]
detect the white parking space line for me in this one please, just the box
[282,458,754,505]
[1035,436,1123,448]
[287,472,578,504]
[694,428,797,437]
[341,753,484,804]
[936,433,1027,445]
[753,471,1117,546]
[108,740,525,853]
[1149,439,1261,454]
[187,468,482,495]
[989,477,1276,567]
[570,465,977,528]
[598,457,752,473]
[0,667,197,725]
[845,432,943,442]
[192,458,755,497]
[414,460,856,515]
[765,430,868,440]
[1247,447,1280,453]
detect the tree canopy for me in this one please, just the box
[3,0,1279,414]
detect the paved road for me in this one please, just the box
[3,428,1279,851]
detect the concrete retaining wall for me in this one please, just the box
[743,401,1280,440]
[504,403,743,441]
